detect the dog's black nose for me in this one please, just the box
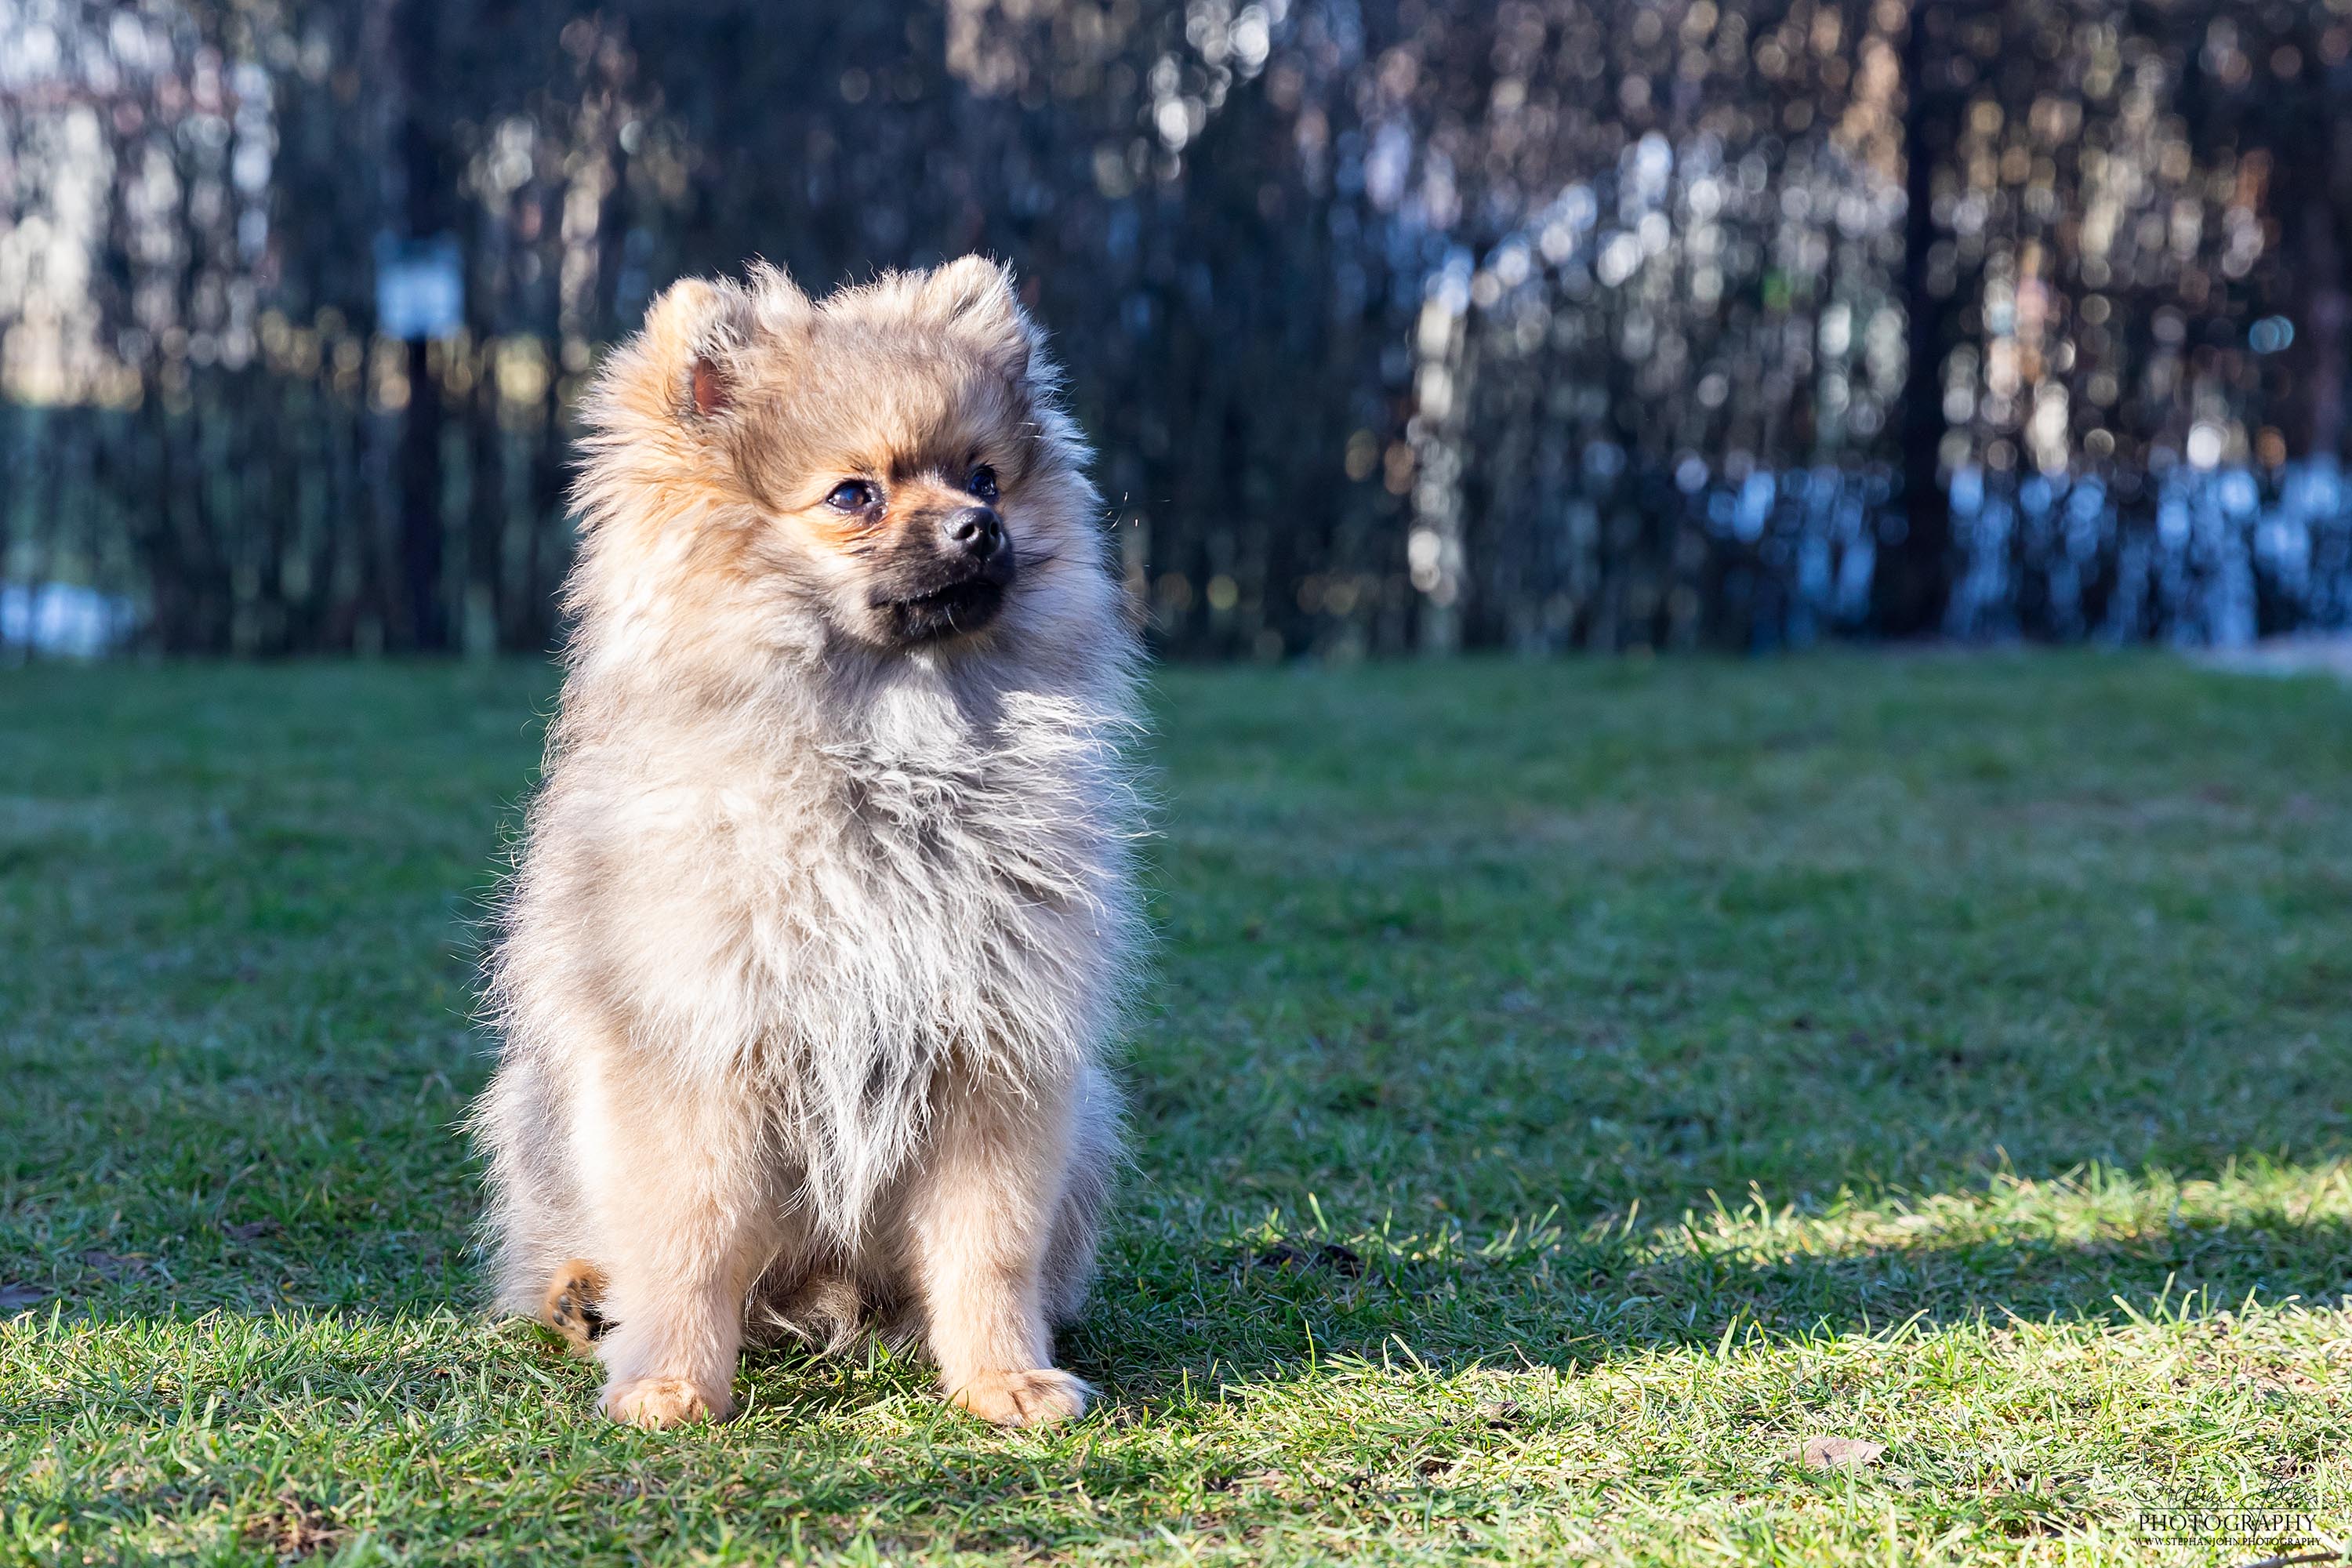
[942,505,1004,560]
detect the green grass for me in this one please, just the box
[3,652,2350,1565]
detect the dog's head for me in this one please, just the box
[571,258,1112,665]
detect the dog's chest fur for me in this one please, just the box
[541,666,1137,1230]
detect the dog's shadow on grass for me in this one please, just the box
[14,1193,2350,1379]
[1061,1200,2352,1398]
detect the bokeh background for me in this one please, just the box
[2,0,2348,659]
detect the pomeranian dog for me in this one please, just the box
[474,257,1143,1429]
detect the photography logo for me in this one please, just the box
[2130,1479,2346,1553]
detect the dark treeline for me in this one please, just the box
[1,0,2347,658]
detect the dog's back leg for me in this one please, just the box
[539,1259,613,1356]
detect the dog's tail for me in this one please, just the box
[539,1259,613,1356]
[750,1266,885,1356]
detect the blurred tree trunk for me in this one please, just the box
[2285,104,2349,466]
[396,0,448,652]
[1878,0,1955,638]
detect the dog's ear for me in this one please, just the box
[641,275,757,421]
[916,256,1036,380]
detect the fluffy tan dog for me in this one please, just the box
[474,257,1143,1429]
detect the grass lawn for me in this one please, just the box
[3,651,2350,1565]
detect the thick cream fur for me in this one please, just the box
[474,258,1144,1428]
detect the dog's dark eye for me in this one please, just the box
[826,480,878,514]
[966,466,999,503]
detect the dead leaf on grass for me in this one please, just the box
[1801,1436,1887,1471]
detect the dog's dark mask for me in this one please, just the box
[867,502,1019,644]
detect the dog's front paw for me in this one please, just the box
[949,1367,1092,1427]
[600,1375,731,1429]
